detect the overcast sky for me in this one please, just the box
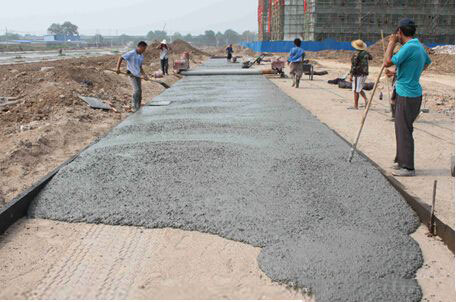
[0,0,258,36]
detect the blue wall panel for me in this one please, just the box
[241,39,446,53]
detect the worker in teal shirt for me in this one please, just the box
[384,18,431,177]
[288,38,305,88]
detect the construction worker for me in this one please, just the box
[288,38,305,88]
[384,18,432,177]
[348,39,373,110]
[116,41,149,112]
[157,40,170,76]
[226,44,234,62]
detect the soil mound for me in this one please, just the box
[170,40,210,56]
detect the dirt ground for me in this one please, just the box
[0,40,207,206]
[0,219,311,300]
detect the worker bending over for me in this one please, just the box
[288,38,305,88]
[384,18,431,177]
[116,41,149,112]
[349,39,373,110]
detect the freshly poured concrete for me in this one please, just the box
[30,60,423,301]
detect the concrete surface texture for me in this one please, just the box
[30,59,423,301]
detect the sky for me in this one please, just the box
[0,0,258,36]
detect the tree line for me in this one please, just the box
[146,29,257,46]
[1,21,257,47]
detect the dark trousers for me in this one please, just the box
[161,58,169,75]
[394,94,422,170]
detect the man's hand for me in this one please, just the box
[389,33,399,45]
[385,69,396,78]
[349,75,353,83]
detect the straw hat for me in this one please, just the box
[161,39,167,45]
[351,39,367,51]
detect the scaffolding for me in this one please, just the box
[258,0,455,44]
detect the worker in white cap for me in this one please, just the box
[157,39,170,75]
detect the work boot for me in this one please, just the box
[392,168,416,177]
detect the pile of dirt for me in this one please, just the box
[427,53,455,74]
[170,40,211,56]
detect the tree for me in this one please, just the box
[224,29,240,44]
[204,30,217,46]
[91,34,104,45]
[215,31,224,47]
[48,22,79,36]
[146,30,168,42]
[48,23,63,35]
[172,32,183,42]
[61,21,79,36]
[241,31,257,42]
[184,33,193,43]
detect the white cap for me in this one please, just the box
[161,39,167,45]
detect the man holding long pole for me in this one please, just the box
[384,19,431,177]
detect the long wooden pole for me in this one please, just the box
[348,66,385,162]
[381,30,391,102]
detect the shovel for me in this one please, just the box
[106,69,170,89]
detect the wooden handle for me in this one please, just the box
[348,66,386,162]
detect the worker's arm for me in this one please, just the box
[140,66,149,80]
[422,53,432,72]
[116,57,124,74]
[384,34,398,67]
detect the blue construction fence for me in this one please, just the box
[240,39,445,53]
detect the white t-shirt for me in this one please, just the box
[160,47,169,60]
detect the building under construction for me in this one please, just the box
[258,0,455,44]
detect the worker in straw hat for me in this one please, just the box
[348,39,373,110]
[157,39,171,75]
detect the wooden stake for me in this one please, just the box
[348,66,385,163]
[428,180,438,235]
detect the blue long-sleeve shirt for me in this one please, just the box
[288,47,305,63]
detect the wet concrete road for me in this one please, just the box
[30,59,423,301]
